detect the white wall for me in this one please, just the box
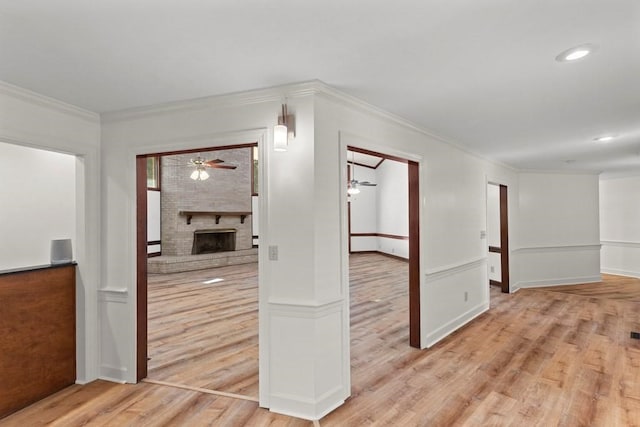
[376,160,408,258]
[349,164,377,251]
[515,172,601,288]
[600,176,640,277]
[0,142,76,270]
[0,80,101,384]
[147,190,161,254]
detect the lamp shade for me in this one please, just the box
[274,124,288,151]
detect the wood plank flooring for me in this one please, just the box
[544,273,640,301]
[147,263,259,397]
[5,254,640,425]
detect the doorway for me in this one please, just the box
[487,183,509,293]
[136,143,260,397]
[346,146,420,347]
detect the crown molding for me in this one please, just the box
[100,80,327,124]
[99,78,514,172]
[599,169,640,180]
[0,80,99,123]
[518,168,602,176]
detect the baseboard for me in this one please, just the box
[423,301,489,349]
[377,251,409,262]
[350,250,408,261]
[99,364,128,384]
[269,385,346,421]
[515,275,601,289]
[601,268,640,279]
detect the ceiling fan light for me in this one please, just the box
[190,170,200,180]
[199,169,209,180]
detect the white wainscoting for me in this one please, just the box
[513,244,601,290]
[423,257,489,348]
[601,240,640,278]
[267,299,348,421]
[98,288,131,383]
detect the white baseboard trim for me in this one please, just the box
[269,385,346,421]
[515,275,601,289]
[423,301,489,349]
[602,268,640,279]
[99,364,128,383]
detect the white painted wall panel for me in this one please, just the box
[488,251,501,281]
[350,236,377,252]
[376,160,408,237]
[600,242,640,278]
[147,190,161,244]
[600,177,640,277]
[348,165,377,234]
[487,184,500,247]
[516,173,600,288]
[377,237,408,259]
[0,143,76,270]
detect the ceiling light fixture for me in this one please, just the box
[274,103,295,152]
[347,181,360,195]
[593,135,616,143]
[190,167,209,181]
[555,44,597,62]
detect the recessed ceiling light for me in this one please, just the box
[555,44,597,62]
[593,135,616,143]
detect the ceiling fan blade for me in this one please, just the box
[208,164,237,169]
[359,181,377,186]
[205,159,224,165]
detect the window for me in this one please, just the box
[146,156,160,190]
[252,146,258,195]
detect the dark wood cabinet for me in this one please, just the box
[0,264,76,419]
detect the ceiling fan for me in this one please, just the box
[347,153,376,195]
[189,155,237,180]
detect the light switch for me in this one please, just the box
[268,245,278,261]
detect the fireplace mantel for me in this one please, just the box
[179,210,251,225]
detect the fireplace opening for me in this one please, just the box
[192,229,236,255]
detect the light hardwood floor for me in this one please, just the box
[147,264,259,397]
[4,254,640,425]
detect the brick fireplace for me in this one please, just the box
[147,147,258,273]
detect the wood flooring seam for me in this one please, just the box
[142,378,259,402]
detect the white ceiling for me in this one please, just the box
[1,1,639,175]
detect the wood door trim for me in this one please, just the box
[136,156,148,381]
[408,160,420,348]
[348,146,409,164]
[499,184,510,293]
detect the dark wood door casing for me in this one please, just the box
[408,160,421,348]
[136,155,148,381]
[499,184,509,293]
